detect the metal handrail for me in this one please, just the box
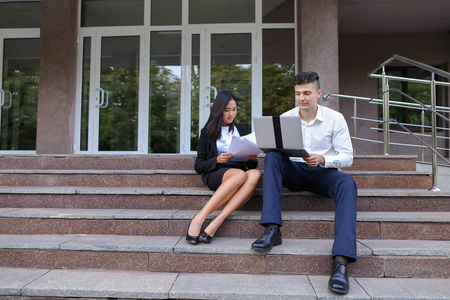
[324,92,450,114]
[354,118,450,165]
[369,74,450,87]
[326,91,449,190]
[384,88,450,122]
[368,54,450,80]
[329,95,450,149]
[324,55,449,191]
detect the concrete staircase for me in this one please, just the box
[0,154,449,299]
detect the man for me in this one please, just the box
[251,71,357,295]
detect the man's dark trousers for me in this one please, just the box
[261,151,357,262]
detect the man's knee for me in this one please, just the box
[343,175,357,191]
[264,151,285,166]
[335,172,356,187]
[334,174,357,203]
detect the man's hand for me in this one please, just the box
[302,153,325,167]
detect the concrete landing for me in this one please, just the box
[1,234,449,277]
[1,267,449,299]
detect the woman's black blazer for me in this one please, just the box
[195,124,258,186]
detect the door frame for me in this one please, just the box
[75,24,262,155]
[181,25,263,154]
[74,0,297,154]
[0,28,40,154]
[75,27,149,154]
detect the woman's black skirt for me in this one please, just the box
[205,161,247,191]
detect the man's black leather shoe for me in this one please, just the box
[251,228,282,251]
[328,261,349,294]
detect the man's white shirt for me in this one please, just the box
[281,105,353,169]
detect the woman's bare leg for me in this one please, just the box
[188,169,247,237]
[203,169,261,237]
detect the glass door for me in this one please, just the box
[148,31,182,153]
[0,38,40,152]
[189,29,258,152]
[79,33,142,153]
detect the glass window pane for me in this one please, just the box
[211,33,252,131]
[149,31,182,153]
[1,38,40,150]
[81,0,144,27]
[189,0,255,24]
[0,2,41,28]
[80,38,91,151]
[262,29,295,116]
[99,36,140,151]
[408,77,432,125]
[263,0,294,23]
[191,35,200,152]
[151,0,182,26]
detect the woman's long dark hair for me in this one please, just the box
[204,91,237,140]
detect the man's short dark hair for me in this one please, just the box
[294,71,320,89]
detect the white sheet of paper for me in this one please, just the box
[228,133,263,161]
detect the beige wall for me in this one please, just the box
[36,0,78,154]
[339,32,450,158]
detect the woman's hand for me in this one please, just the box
[217,152,233,164]
[248,154,260,162]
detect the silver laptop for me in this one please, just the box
[253,116,310,157]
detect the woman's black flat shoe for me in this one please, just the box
[186,221,200,245]
[200,230,213,243]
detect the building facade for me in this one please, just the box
[0,0,449,158]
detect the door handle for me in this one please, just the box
[96,88,110,108]
[101,90,110,108]
[96,88,104,107]
[206,86,217,107]
[3,91,12,109]
[0,89,12,109]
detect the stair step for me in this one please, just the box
[0,154,447,291]
[0,154,197,170]
[1,266,449,299]
[0,234,449,277]
[0,187,448,212]
[0,208,448,240]
[344,155,419,171]
[0,154,418,171]
[0,168,432,189]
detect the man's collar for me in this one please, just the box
[315,105,324,122]
[301,105,323,125]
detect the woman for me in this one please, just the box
[187,90,261,244]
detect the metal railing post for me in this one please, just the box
[429,73,441,191]
[353,98,357,155]
[326,55,450,192]
[421,109,425,162]
[382,67,390,155]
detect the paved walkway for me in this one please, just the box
[1,267,449,299]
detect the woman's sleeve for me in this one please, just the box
[195,129,219,174]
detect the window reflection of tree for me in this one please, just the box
[150,66,181,153]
